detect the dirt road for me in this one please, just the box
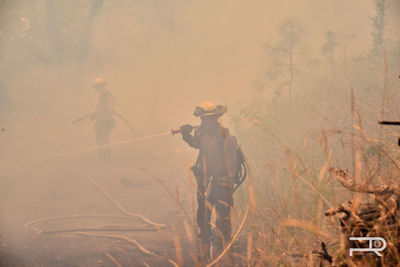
[0,143,204,266]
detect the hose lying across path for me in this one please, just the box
[24,155,254,266]
[24,163,167,257]
[87,168,166,229]
[76,232,155,256]
[24,214,159,234]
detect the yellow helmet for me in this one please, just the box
[201,102,217,112]
[92,77,106,88]
[194,102,227,118]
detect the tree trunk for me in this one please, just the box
[45,0,63,58]
[77,0,104,60]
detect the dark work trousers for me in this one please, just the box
[197,174,233,253]
[94,118,115,163]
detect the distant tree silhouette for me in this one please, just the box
[321,30,339,77]
[265,18,304,101]
[371,0,386,55]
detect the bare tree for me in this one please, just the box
[77,0,104,60]
[265,18,304,101]
[321,30,339,77]
[371,0,386,55]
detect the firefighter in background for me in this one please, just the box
[180,102,244,258]
[90,77,115,162]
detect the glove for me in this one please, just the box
[180,124,193,135]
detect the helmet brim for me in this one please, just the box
[194,105,227,118]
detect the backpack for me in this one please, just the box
[233,146,247,192]
[222,129,247,192]
[190,127,247,192]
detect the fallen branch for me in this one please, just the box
[323,167,400,266]
[328,167,400,196]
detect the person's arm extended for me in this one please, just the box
[180,124,200,149]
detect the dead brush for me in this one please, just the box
[317,167,400,266]
[246,132,343,267]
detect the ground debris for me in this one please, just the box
[317,168,400,266]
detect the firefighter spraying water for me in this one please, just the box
[1,98,248,266]
[175,102,246,261]
[76,101,247,261]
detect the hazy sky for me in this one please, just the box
[1,0,398,157]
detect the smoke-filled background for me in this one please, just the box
[0,0,400,266]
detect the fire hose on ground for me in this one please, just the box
[21,126,253,266]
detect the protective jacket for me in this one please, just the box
[94,90,115,121]
[183,124,239,180]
